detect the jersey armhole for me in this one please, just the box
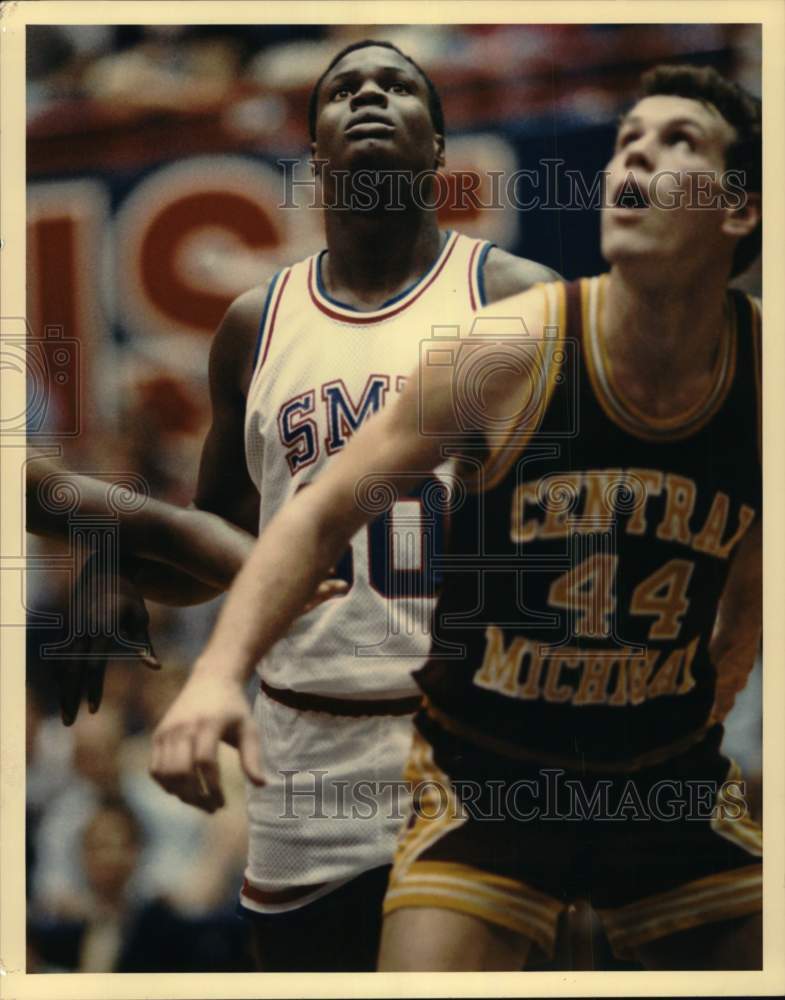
[251,269,289,374]
[474,241,496,308]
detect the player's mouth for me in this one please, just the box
[611,176,650,210]
[345,114,396,139]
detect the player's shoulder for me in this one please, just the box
[481,247,562,306]
[470,262,567,340]
[210,279,279,396]
[222,282,276,333]
[219,252,314,340]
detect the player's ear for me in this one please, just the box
[433,133,445,171]
[721,190,760,240]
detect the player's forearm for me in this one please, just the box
[121,506,256,607]
[193,490,359,685]
[26,464,118,537]
[28,456,255,603]
[125,559,223,606]
[132,502,254,588]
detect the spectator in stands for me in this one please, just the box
[28,795,254,972]
[30,707,205,918]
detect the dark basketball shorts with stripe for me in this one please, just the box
[384,709,762,960]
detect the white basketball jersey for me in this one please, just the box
[244,230,492,698]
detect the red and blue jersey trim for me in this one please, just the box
[252,267,292,374]
[307,230,461,324]
[468,239,495,310]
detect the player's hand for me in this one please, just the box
[299,577,349,615]
[150,671,264,813]
[56,554,160,726]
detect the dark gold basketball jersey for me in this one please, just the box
[415,275,762,768]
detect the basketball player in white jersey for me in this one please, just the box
[150,40,558,970]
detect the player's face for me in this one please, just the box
[312,46,444,177]
[601,95,738,270]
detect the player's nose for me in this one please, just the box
[622,134,657,173]
[350,79,388,111]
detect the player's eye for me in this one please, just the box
[667,130,696,149]
[617,130,640,149]
[331,87,352,101]
[388,82,412,94]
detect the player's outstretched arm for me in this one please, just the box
[149,347,460,810]
[27,450,255,598]
[28,451,344,724]
[27,286,266,723]
[150,284,550,810]
[27,449,259,722]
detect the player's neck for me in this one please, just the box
[322,210,443,311]
[602,265,730,416]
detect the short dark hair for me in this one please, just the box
[638,64,761,277]
[308,39,445,143]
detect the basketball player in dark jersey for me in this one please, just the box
[127,40,557,971]
[152,65,763,970]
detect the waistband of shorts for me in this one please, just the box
[421,698,712,774]
[260,679,422,718]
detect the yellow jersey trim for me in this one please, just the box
[583,275,738,443]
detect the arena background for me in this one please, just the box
[25,22,762,973]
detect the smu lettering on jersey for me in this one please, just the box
[244,231,493,698]
[415,275,762,766]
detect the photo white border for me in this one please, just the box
[2,2,783,997]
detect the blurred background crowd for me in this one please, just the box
[25,21,762,972]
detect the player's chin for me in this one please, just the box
[600,224,655,265]
[345,139,411,170]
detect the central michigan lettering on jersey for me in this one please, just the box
[471,465,757,710]
[279,375,406,474]
[511,469,755,559]
[466,463,755,712]
[475,629,701,707]
[244,231,493,698]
